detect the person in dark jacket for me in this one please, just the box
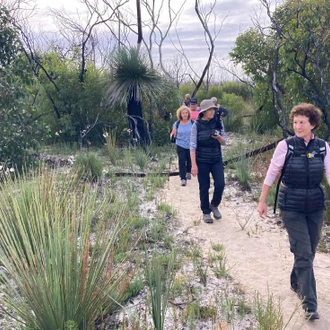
[190,99,226,223]
[257,103,330,320]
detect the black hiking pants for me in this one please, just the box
[197,160,225,214]
[177,145,191,180]
[281,209,324,312]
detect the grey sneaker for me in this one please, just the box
[186,173,192,180]
[203,213,213,223]
[181,179,187,186]
[210,204,222,219]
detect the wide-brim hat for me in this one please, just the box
[199,99,218,113]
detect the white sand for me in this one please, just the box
[163,175,330,329]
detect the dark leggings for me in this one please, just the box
[176,145,191,180]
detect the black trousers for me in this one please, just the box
[176,145,191,180]
[281,209,324,312]
[197,160,225,214]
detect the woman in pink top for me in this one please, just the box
[189,98,200,121]
[257,103,330,320]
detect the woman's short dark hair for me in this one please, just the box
[289,103,322,129]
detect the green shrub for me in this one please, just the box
[0,169,128,330]
[220,81,252,101]
[0,69,40,171]
[220,93,245,133]
[146,251,177,330]
[151,118,173,146]
[74,152,103,182]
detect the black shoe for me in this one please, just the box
[305,310,320,320]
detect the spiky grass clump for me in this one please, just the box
[74,152,103,182]
[0,169,127,330]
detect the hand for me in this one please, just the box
[191,165,198,176]
[257,201,268,218]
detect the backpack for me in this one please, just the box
[273,137,326,213]
[175,119,194,130]
[171,119,194,143]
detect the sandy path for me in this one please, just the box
[162,175,330,330]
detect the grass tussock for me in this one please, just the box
[0,169,128,330]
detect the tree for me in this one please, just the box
[0,7,39,171]
[230,0,330,139]
[106,47,165,145]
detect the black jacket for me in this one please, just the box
[195,117,223,164]
[279,136,325,212]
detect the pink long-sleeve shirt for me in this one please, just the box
[264,137,330,186]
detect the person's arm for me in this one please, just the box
[190,150,198,176]
[212,118,226,145]
[170,123,177,140]
[257,184,272,218]
[190,123,198,176]
[324,142,330,185]
[257,140,287,217]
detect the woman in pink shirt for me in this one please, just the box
[189,98,200,121]
[257,103,330,320]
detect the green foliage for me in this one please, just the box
[220,93,245,132]
[220,81,252,102]
[36,50,109,144]
[133,148,150,171]
[0,170,128,330]
[0,8,21,67]
[230,27,274,84]
[74,152,103,182]
[247,110,278,134]
[230,1,330,136]
[146,251,177,330]
[0,12,40,171]
[207,84,224,101]
[0,71,40,170]
[107,48,166,106]
[151,118,173,146]
[254,291,283,330]
[103,130,122,165]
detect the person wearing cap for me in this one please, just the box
[190,97,200,121]
[211,96,229,117]
[190,99,226,223]
[211,96,218,105]
[183,94,191,107]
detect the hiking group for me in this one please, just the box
[171,99,329,322]
[170,96,226,223]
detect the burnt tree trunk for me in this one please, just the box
[127,98,146,146]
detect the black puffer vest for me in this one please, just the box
[278,136,326,212]
[195,117,222,164]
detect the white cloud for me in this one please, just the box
[24,0,268,71]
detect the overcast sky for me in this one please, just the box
[26,0,269,71]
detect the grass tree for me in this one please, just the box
[0,169,128,330]
[107,47,165,146]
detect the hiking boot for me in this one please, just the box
[186,173,192,180]
[210,204,222,219]
[181,179,187,186]
[203,214,213,223]
[305,310,319,320]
